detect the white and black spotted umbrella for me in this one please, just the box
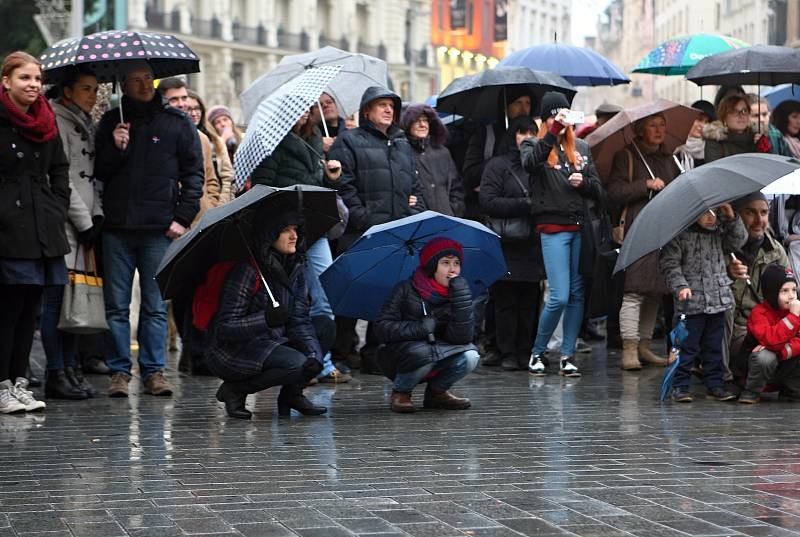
[234,64,342,193]
[39,29,200,84]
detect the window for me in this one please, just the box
[232,62,244,95]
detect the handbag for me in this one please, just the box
[611,148,635,245]
[485,168,532,240]
[58,246,109,334]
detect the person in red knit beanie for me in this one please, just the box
[374,237,479,413]
[741,264,800,403]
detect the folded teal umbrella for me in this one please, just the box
[633,33,749,76]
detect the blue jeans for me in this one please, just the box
[103,230,171,378]
[672,312,725,391]
[40,285,77,370]
[304,237,333,319]
[393,350,480,393]
[533,231,583,357]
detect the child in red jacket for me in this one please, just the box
[742,264,800,403]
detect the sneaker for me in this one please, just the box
[707,386,737,402]
[143,371,173,396]
[0,380,25,414]
[10,378,46,411]
[738,390,760,404]
[672,388,693,403]
[108,372,131,398]
[575,338,592,354]
[318,369,352,384]
[528,354,546,376]
[559,356,581,377]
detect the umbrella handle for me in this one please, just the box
[318,101,330,138]
[235,220,280,308]
[116,80,124,124]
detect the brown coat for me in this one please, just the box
[607,142,681,294]
[192,130,222,227]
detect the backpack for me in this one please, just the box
[192,261,261,330]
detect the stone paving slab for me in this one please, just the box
[2,340,800,536]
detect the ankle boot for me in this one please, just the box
[215,383,252,419]
[390,390,415,413]
[638,339,669,366]
[65,367,97,398]
[621,339,642,371]
[277,385,327,416]
[45,370,89,400]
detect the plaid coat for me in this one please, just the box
[205,257,321,382]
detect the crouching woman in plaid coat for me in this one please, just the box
[206,211,332,419]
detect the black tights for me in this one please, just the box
[0,285,43,382]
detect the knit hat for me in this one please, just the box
[419,237,464,276]
[207,105,233,126]
[691,99,716,122]
[539,91,571,121]
[595,102,622,117]
[760,263,797,310]
[731,191,768,213]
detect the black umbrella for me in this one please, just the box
[614,153,800,274]
[39,29,200,84]
[436,66,576,121]
[155,185,339,300]
[686,45,800,86]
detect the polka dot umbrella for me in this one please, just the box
[39,29,200,84]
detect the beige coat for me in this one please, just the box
[193,130,222,227]
[52,100,103,272]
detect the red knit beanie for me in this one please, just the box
[419,237,464,275]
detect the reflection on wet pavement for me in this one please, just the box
[3,340,800,536]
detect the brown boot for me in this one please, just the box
[423,387,471,410]
[621,339,642,371]
[638,339,669,366]
[108,373,131,398]
[390,390,415,413]
[143,371,173,396]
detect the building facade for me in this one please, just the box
[130,0,437,121]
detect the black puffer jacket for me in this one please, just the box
[95,94,204,230]
[251,131,336,189]
[329,87,422,240]
[520,131,602,226]
[374,276,476,380]
[0,102,70,259]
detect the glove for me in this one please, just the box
[264,300,289,327]
[448,276,469,292]
[422,317,437,343]
[77,225,98,248]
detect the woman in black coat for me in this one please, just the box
[0,52,70,413]
[206,211,332,419]
[479,117,544,372]
[374,238,480,413]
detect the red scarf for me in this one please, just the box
[412,266,449,302]
[0,88,58,143]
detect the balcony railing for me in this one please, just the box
[357,40,386,60]
[145,8,181,32]
[192,17,223,39]
[277,28,310,50]
[232,22,268,46]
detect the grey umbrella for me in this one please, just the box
[239,46,388,123]
[614,153,800,274]
[686,45,800,86]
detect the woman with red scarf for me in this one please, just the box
[374,237,480,413]
[0,51,70,414]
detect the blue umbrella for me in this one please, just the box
[660,304,689,401]
[320,211,507,320]
[762,84,800,110]
[498,43,630,87]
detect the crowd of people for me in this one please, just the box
[2,47,800,418]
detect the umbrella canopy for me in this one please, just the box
[156,185,339,300]
[762,84,800,110]
[586,100,699,181]
[40,30,200,84]
[686,45,800,86]
[661,310,688,401]
[239,46,388,122]
[761,168,800,195]
[614,154,800,274]
[498,43,630,87]
[632,33,749,76]
[233,65,342,192]
[320,211,507,321]
[436,67,576,120]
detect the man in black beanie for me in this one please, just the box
[726,191,790,382]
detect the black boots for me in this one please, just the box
[65,367,98,397]
[277,384,327,416]
[215,382,252,420]
[45,369,88,400]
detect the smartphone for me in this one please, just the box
[564,110,585,125]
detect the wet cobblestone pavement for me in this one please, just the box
[4,340,800,536]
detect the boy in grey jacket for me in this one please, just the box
[659,204,748,402]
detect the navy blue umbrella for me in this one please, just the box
[320,211,507,320]
[499,43,630,87]
[661,304,688,401]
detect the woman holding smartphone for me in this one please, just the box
[521,91,602,378]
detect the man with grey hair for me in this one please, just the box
[94,60,204,398]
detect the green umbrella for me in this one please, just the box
[633,33,749,76]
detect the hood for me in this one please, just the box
[255,209,306,272]
[50,99,92,135]
[359,86,402,125]
[400,104,448,148]
[702,120,729,142]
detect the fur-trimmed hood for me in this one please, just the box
[702,120,755,142]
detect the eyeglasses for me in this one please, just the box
[730,108,749,117]
[187,106,202,113]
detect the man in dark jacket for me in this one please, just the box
[94,61,203,398]
[328,86,423,372]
